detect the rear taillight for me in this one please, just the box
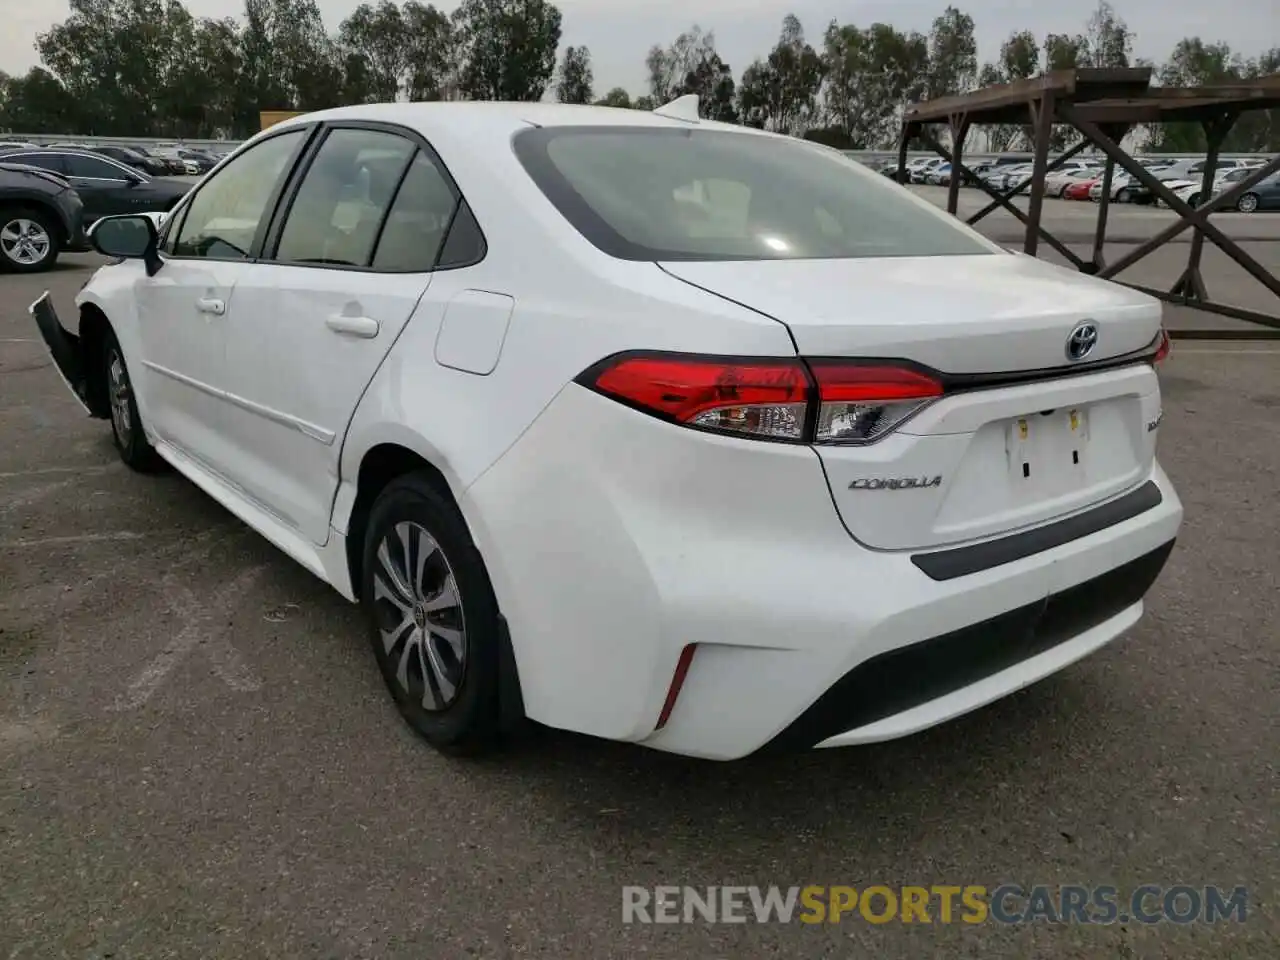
[1152,328,1171,365]
[590,355,810,440]
[808,361,944,444]
[580,352,943,444]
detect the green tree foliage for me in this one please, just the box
[402,3,458,101]
[925,6,978,99]
[1043,33,1090,71]
[821,21,929,148]
[453,0,562,101]
[645,26,737,121]
[1084,1,1133,67]
[594,87,632,109]
[338,1,408,102]
[556,46,593,104]
[0,67,81,134]
[737,15,826,134]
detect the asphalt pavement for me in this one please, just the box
[2,210,1278,957]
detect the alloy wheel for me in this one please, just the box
[373,521,467,711]
[1238,193,1259,213]
[0,217,51,266]
[107,347,133,446]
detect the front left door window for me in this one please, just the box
[132,128,310,468]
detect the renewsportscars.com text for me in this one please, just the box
[621,884,1248,925]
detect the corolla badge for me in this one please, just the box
[1066,321,1099,361]
[849,476,942,491]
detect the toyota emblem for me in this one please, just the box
[1066,322,1099,362]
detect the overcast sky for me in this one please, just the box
[2,0,1271,97]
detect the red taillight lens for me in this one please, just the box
[581,352,944,444]
[590,354,811,440]
[809,361,944,443]
[1152,328,1171,365]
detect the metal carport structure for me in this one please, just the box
[896,68,1280,338]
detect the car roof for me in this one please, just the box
[271,100,768,140]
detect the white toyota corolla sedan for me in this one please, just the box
[30,99,1182,761]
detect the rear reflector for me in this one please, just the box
[1152,328,1171,365]
[655,644,697,730]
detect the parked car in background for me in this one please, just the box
[28,101,1180,760]
[129,146,186,175]
[0,139,41,150]
[178,149,219,174]
[908,157,946,183]
[1045,167,1101,197]
[1170,166,1254,208]
[1064,176,1101,201]
[1089,171,1168,205]
[0,149,190,223]
[148,146,202,175]
[91,144,170,176]
[926,163,952,186]
[996,163,1035,193]
[0,161,86,272]
[1228,171,1280,212]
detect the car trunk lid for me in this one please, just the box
[661,253,1165,551]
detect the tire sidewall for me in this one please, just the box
[361,476,502,752]
[1238,193,1258,213]
[0,207,60,273]
[102,328,153,467]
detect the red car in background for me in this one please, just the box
[1064,178,1099,201]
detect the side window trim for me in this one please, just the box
[162,125,318,265]
[364,145,424,268]
[257,118,486,274]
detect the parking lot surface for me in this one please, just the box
[2,228,1278,956]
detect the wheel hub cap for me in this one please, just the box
[372,521,467,711]
[1,219,51,265]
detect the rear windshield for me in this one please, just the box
[512,126,994,262]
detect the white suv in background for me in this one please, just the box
[30,100,1182,760]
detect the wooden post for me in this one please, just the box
[896,123,913,185]
[946,113,969,214]
[1024,93,1054,256]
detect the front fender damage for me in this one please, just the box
[28,292,93,415]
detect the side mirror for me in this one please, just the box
[89,214,162,276]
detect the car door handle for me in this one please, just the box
[196,297,225,316]
[325,314,380,338]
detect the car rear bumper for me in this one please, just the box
[463,385,1183,760]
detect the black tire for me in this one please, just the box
[0,205,61,273]
[362,474,505,755]
[101,327,163,471]
[1116,188,1131,203]
[1237,193,1259,214]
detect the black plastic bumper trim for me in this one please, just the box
[28,292,92,415]
[760,538,1176,754]
[911,480,1163,581]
